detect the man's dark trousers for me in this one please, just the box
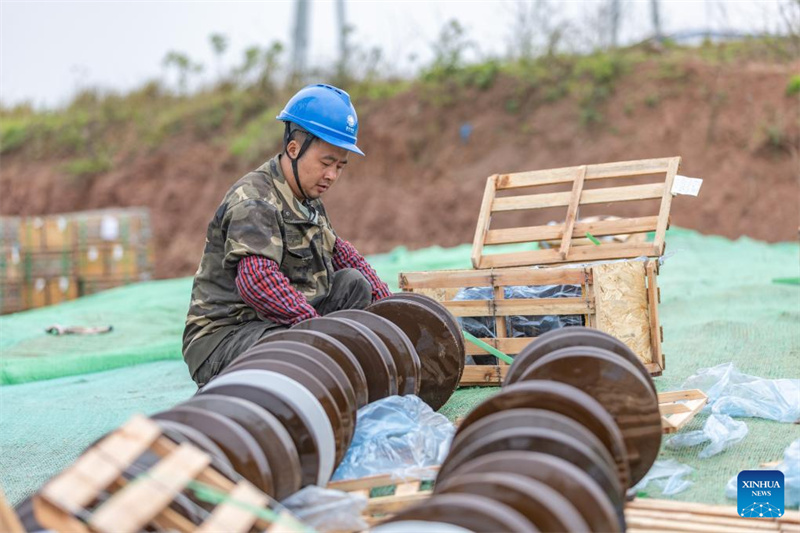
[192,268,371,387]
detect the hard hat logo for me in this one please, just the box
[276,84,365,157]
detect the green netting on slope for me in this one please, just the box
[1,229,798,507]
[0,361,197,504]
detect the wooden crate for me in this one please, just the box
[400,157,685,383]
[33,415,302,533]
[329,468,800,532]
[0,246,23,281]
[401,257,665,382]
[470,157,680,269]
[0,281,25,315]
[73,208,152,247]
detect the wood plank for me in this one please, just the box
[327,467,439,492]
[465,337,532,356]
[493,285,508,365]
[471,175,497,269]
[625,515,760,533]
[32,496,92,533]
[366,492,432,515]
[629,497,800,522]
[559,165,587,259]
[400,267,586,289]
[658,389,706,403]
[41,414,161,512]
[484,216,659,245]
[653,157,681,254]
[395,482,423,497]
[442,298,591,317]
[659,403,692,415]
[459,365,509,386]
[491,182,665,212]
[496,158,674,189]
[626,509,781,531]
[478,242,656,269]
[663,397,708,434]
[646,260,665,370]
[89,443,211,533]
[197,481,268,533]
[644,362,663,375]
[0,487,24,533]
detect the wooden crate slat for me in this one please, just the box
[478,242,656,269]
[33,497,92,533]
[197,481,268,533]
[646,260,665,370]
[40,414,160,512]
[442,297,591,317]
[460,365,509,386]
[0,487,24,533]
[474,157,681,269]
[400,267,586,289]
[496,158,675,190]
[471,175,497,268]
[485,215,659,245]
[558,165,588,259]
[491,182,665,213]
[653,157,681,255]
[492,285,509,365]
[89,443,211,533]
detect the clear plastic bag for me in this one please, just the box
[667,414,748,458]
[725,439,800,507]
[633,459,694,496]
[682,363,800,423]
[281,485,367,532]
[455,285,584,364]
[330,395,455,482]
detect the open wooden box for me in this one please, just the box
[400,157,682,385]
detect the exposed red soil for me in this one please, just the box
[2,59,798,278]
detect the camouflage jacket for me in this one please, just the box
[182,154,338,375]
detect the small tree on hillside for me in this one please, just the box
[209,33,229,82]
[162,51,204,95]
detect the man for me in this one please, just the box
[183,84,391,387]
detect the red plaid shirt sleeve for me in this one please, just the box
[236,255,319,325]
[332,237,392,302]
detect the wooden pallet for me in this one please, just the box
[331,469,800,532]
[470,157,681,269]
[659,389,709,434]
[32,415,303,533]
[401,257,665,380]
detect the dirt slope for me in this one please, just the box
[1,59,798,278]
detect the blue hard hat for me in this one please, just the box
[276,84,365,156]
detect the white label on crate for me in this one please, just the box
[11,246,20,264]
[672,175,703,196]
[59,277,69,292]
[57,217,67,232]
[100,216,119,241]
[35,278,46,291]
[112,244,124,261]
[33,217,43,229]
[88,246,99,262]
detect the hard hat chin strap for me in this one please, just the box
[283,122,315,203]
